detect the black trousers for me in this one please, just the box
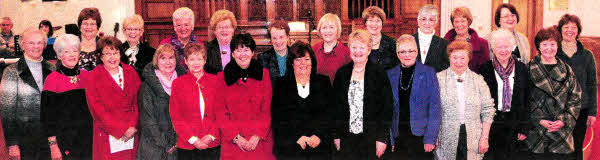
[177,146,220,160]
[383,122,433,160]
[335,133,380,160]
[528,152,575,160]
[573,108,590,160]
[456,124,467,160]
[484,112,529,160]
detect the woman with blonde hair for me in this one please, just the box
[205,9,237,74]
[332,29,393,160]
[122,14,155,80]
[312,13,351,84]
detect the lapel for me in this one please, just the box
[413,33,422,62]
[209,39,223,69]
[17,58,40,91]
[99,64,127,94]
[424,36,440,64]
[409,62,427,107]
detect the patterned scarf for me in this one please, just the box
[492,56,515,112]
[170,34,198,68]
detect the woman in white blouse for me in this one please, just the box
[435,40,495,160]
[332,29,393,160]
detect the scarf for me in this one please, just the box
[155,69,178,96]
[492,56,515,112]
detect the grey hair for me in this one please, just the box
[490,28,516,48]
[54,34,81,57]
[19,28,48,49]
[172,7,195,24]
[418,5,439,21]
[1,17,11,22]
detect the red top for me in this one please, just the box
[170,72,222,150]
[43,70,89,92]
[312,41,352,84]
[85,64,141,159]
[217,69,275,160]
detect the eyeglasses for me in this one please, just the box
[397,50,417,55]
[0,24,11,26]
[125,28,142,32]
[216,25,232,31]
[366,19,382,24]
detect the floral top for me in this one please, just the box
[348,79,364,134]
[79,51,100,71]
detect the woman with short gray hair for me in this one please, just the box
[160,7,199,68]
[41,33,94,159]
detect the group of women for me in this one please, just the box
[0,3,595,160]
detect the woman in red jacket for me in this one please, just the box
[170,43,222,160]
[86,36,141,160]
[217,33,274,160]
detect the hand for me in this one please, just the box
[8,145,20,160]
[167,146,176,154]
[200,135,215,146]
[121,127,137,142]
[588,116,596,127]
[308,135,321,148]
[193,139,209,150]
[424,144,435,152]
[517,133,527,141]
[334,139,340,151]
[540,120,553,130]
[235,136,249,152]
[297,136,310,150]
[478,137,489,154]
[50,144,62,160]
[551,120,564,130]
[247,135,261,151]
[375,141,386,158]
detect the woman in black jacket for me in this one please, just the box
[271,41,332,160]
[332,29,393,160]
[478,28,530,159]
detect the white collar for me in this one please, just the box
[418,29,435,39]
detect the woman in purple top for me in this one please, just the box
[443,7,490,73]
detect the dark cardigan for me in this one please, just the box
[368,33,399,70]
[332,61,393,142]
[271,73,333,156]
[556,40,597,116]
[478,60,530,134]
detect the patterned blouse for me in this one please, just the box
[79,51,100,71]
[348,79,364,134]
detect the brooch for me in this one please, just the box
[69,76,79,84]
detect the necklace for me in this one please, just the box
[399,71,414,90]
[69,76,79,84]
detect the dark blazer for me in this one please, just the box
[557,40,597,116]
[121,42,156,81]
[332,61,393,143]
[137,64,186,160]
[368,33,399,70]
[258,47,289,84]
[413,33,450,72]
[387,61,441,145]
[205,39,228,74]
[271,73,332,156]
[478,60,530,133]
